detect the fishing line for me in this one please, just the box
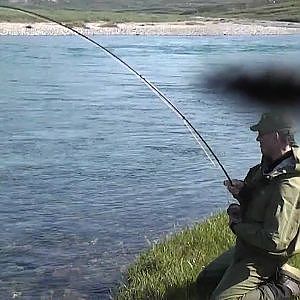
[0,5,232,185]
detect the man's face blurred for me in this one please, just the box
[256,131,278,158]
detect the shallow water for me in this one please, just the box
[1,34,300,299]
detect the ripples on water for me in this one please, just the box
[1,35,300,299]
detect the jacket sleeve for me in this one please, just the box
[233,178,300,254]
[236,164,261,204]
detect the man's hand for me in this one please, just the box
[227,203,242,231]
[224,179,245,199]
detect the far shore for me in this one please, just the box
[1,18,300,36]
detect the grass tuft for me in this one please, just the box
[99,22,118,28]
[64,21,86,28]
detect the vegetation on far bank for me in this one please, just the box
[218,0,300,23]
[0,8,188,23]
[0,0,299,23]
[115,212,300,300]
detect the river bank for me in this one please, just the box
[1,19,300,35]
[115,212,300,299]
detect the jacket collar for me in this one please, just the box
[262,145,300,178]
[292,145,300,173]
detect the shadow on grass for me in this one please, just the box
[163,282,300,300]
[164,281,199,300]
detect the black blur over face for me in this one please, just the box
[206,65,300,107]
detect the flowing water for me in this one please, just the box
[1,34,300,299]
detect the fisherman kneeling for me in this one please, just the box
[197,112,300,299]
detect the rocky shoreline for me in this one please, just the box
[1,19,300,36]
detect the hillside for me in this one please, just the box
[1,1,271,11]
[0,0,299,22]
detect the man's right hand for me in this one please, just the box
[224,179,245,199]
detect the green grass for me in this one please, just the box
[115,213,234,300]
[115,212,300,300]
[201,0,300,22]
[0,1,300,23]
[0,7,187,23]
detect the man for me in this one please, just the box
[196,112,300,299]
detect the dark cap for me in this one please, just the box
[250,112,295,135]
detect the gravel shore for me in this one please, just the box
[1,19,300,36]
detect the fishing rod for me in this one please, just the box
[0,5,233,185]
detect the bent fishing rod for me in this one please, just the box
[0,5,233,185]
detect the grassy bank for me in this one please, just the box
[116,212,300,300]
[212,1,300,23]
[116,213,233,300]
[0,7,187,23]
[0,1,299,23]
